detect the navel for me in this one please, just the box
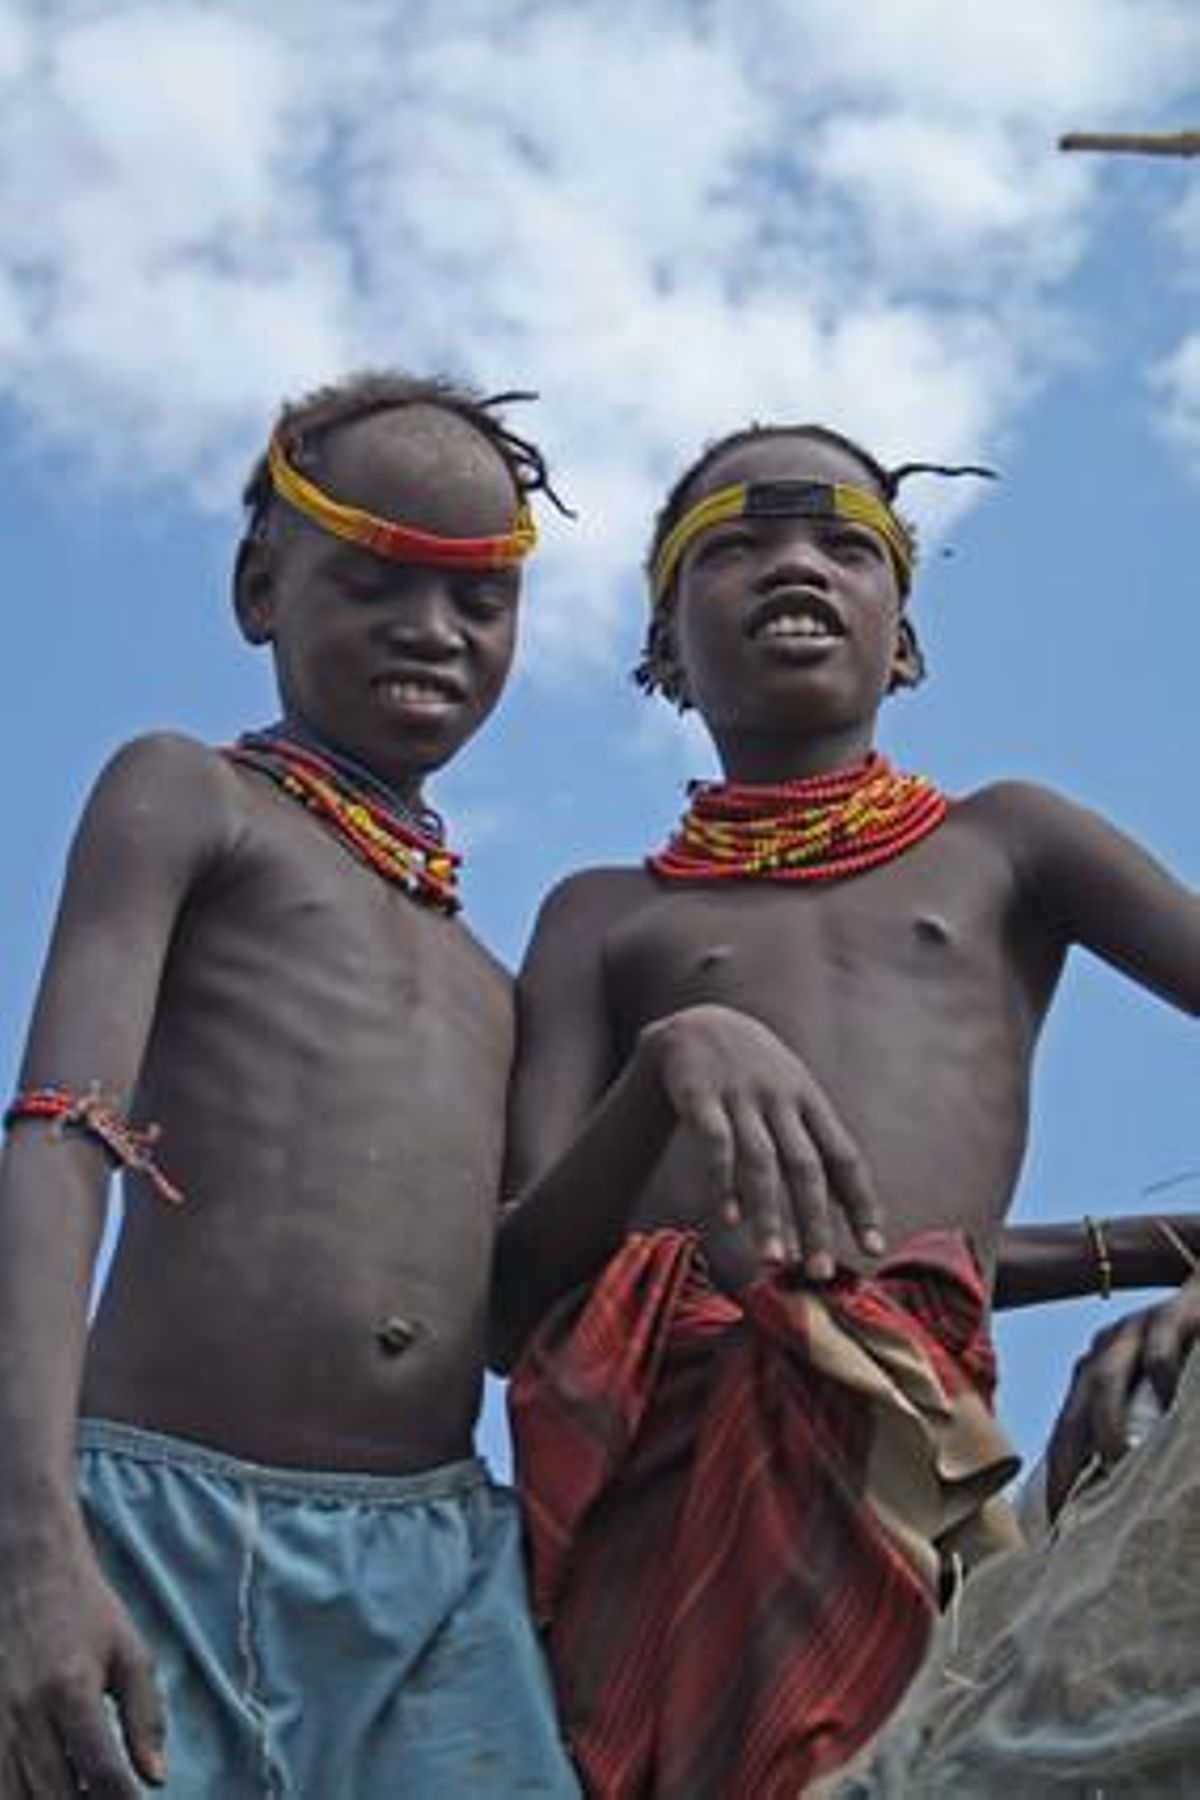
[913,914,952,946]
[376,1314,420,1357]
[695,944,734,973]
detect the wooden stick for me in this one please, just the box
[1059,130,1200,158]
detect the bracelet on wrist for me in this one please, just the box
[1083,1214,1113,1300]
[4,1084,185,1206]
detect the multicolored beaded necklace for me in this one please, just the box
[226,725,460,913]
[649,753,948,884]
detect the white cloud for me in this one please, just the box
[1147,161,1200,474]
[1,0,1198,674]
[1151,334,1200,478]
[1162,166,1200,280]
[747,0,1200,121]
[807,113,1091,289]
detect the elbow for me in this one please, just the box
[487,1234,530,1377]
[486,1334,516,1379]
[486,1274,520,1377]
[487,1299,533,1379]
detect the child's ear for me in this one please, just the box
[888,614,925,693]
[233,538,276,645]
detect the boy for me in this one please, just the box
[0,375,578,1796]
[492,424,1198,1797]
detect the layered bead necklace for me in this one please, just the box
[226,726,460,913]
[649,753,948,884]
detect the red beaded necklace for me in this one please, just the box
[649,753,948,884]
[226,731,461,914]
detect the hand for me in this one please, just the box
[1046,1272,1200,1518]
[644,1003,884,1278]
[0,1532,165,1796]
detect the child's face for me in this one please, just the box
[671,434,906,748]
[243,405,522,797]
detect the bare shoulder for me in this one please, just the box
[955,780,1197,1010]
[954,777,1088,837]
[21,737,252,1088]
[527,863,658,954]
[537,862,656,916]
[949,778,1131,874]
[69,731,246,889]
[86,730,241,829]
[517,864,658,1005]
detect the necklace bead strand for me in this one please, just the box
[227,733,461,914]
[649,754,948,885]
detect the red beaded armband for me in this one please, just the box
[4,1085,185,1205]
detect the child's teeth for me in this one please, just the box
[765,615,828,638]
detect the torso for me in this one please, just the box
[594,792,1065,1284]
[82,756,512,1474]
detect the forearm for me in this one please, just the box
[490,1023,677,1370]
[994,1212,1200,1310]
[0,1132,110,1535]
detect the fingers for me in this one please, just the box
[4,1646,161,1800]
[688,1092,802,1268]
[1087,1324,1146,1468]
[109,1639,167,1788]
[658,1007,881,1277]
[61,1678,150,1799]
[9,1690,136,1800]
[731,1101,800,1266]
[54,1690,143,1799]
[798,1090,886,1256]
[765,1100,833,1275]
[691,1093,880,1280]
[1045,1375,1098,1520]
[3,1739,50,1800]
[8,1707,81,1800]
[1046,1313,1149,1519]
[686,1094,739,1219]
[1140,1289,1200,1412]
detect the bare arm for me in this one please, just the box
[0,734,236,1795]
[490,874,882,1371]
[982,782,1198,1499]
[489,876,674,1370]
[995,1213,1200,1309]
[994,780,1199,1013]
[976,783,1196,1306]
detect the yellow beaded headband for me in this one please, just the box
[267,434,538,569]
[649,479,914,607]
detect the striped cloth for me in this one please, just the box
[509,1229,1020,1799]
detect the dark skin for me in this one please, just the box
[1045,1269,1200,1513]
[492,432,1199,1505]
[0,405,524,1796]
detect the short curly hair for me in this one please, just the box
[242,369,568,540]
[634,423,988,710]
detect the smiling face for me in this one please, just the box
[669,433,917,779]
[235,404,522,802]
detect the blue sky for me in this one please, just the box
[1,1,1196,1473]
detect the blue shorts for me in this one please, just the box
[78,1420,579,1798]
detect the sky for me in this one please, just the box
[0,0,1196,1475]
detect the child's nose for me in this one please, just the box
[378,575,465,654]
[759,527,833,587]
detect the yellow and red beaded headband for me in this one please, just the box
[267,433,538,569]
[649,479,914,607]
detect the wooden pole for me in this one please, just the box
[1059,130,1200,158]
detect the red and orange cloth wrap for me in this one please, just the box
[509,1229,1019,1799]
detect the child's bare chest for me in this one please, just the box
[606,833,1028,1051]
[164,797,511,1084]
